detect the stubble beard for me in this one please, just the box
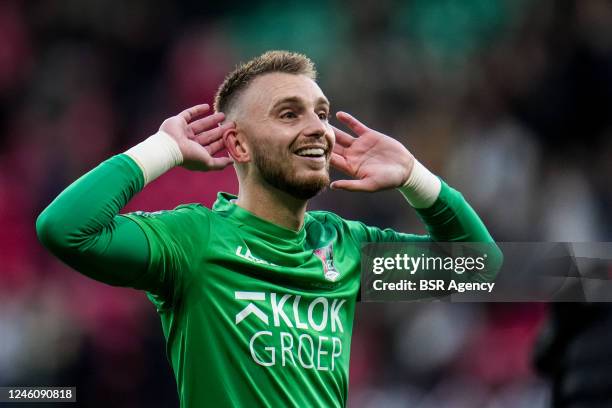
[252,146,330,200]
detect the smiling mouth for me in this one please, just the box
[293,146,328,159]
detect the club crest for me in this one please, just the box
[313,244,340,282]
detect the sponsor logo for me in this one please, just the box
[235,291,268,325]
[235,291,347,371]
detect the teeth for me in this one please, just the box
[296,148,325,157]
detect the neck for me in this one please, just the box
[235,180,308,231]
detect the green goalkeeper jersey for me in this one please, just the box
[36,154,498,407]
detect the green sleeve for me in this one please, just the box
[347,180,502,282]
[122,203,209,310]
[35,154,198,304]
[349,180,495,243]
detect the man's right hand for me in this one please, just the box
[160,104,235,171]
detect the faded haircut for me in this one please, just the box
[213,50,317,115]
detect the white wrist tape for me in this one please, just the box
[124,131,183,185]
[398,159,441,208]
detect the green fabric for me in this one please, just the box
[36,153,498,407]
[36,155,153,288]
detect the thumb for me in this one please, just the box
[185,146,233,171]
[207,156,234,170]
[330,179,377,192]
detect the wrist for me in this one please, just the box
[397,159,441,208]
[124,131,183,185]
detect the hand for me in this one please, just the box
[330,111,414,192]
[160,104,235,171]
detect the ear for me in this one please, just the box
[223,126,250,163]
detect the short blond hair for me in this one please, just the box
[214,50,317,114]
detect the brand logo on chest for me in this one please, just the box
[236,245,278,267]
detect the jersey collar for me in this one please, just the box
[213,192,308,241]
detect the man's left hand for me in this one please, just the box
[330,112,414,192]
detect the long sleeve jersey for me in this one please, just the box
[36,154,499,407]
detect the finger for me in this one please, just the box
[330,178,378,192]
[206,156,234,170]
[331,126,355,147]
[332,142,345,156]
[190,112,226,135]
[179,104,210,123]
[205,138,227,156]
[195,122,234,144]
[330,152,351,174]
[336,111,369,136]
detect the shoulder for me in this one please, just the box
[307,210,357,229]
[122,203,212,234]
[307,210,342,224]
[127,203,208,217]
[306,210,406,243]
[308,210,366,226]
[306,210,367,238]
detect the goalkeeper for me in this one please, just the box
[37,51,499,407]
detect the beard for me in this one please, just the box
[251,144,330,200]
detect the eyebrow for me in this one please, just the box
[270,96,330,110]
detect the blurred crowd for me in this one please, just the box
[1,0,611,406]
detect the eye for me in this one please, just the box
[280,111,297,119]
[318,111,329,120]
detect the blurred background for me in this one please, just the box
[1,0,611,406]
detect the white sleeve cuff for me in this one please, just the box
[124,131,183,185]
[397,159,441,209]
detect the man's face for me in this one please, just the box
[235,73,335,200]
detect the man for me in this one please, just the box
[37,51,498,407]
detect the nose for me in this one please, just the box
[303,111,327,138]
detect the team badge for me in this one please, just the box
[313,244,340,282]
